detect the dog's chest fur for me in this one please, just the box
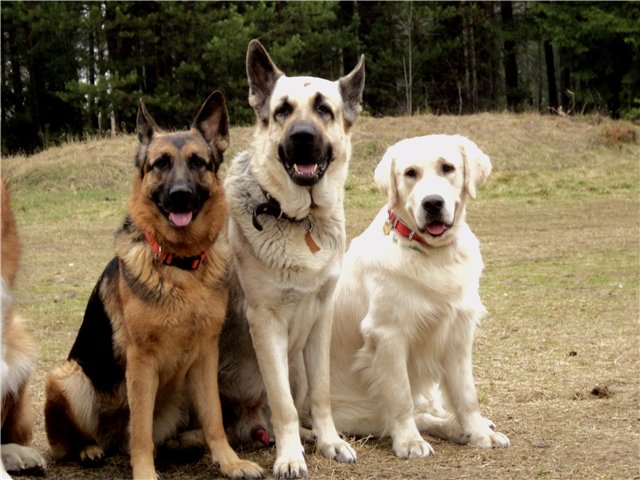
[225,152,345,292]
[109,228,228,370]
[348,213,487,357]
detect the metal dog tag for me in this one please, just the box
[383,220,392,236]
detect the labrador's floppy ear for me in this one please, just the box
[374,148,399,208]
[458,136,492,199]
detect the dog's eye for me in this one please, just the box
[274,102,292,121]
[153,154,171,171]
[189,154,208,172]
[442,163,456,174]
[316,103,333,120]
[404,167,418,178]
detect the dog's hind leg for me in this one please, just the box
[44,361,104,465]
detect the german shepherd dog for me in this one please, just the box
[219,40,365,479]
[44,92,264,480]
[1,181,47,478]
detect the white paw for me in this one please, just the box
[392,437,435,459]
[1,443,47,474]
[468,429,510,448]
[318,438,357,464]
[273,450,308,479]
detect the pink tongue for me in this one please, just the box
[426,222,446,236]
[296,164,317,175]
[252,428,271,446]
[169,211,193,227]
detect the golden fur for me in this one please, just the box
[44,93,263,480]
[1,181,47,477]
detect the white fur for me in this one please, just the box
[1,280,34,406]
[224,44,364,478]
[330,135,509,459]
[1,283,46,477]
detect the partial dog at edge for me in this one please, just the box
[219,40,365,479]
[330,135,510,458]
[44,92,263,480]
[1,181,47,479]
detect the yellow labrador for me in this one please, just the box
[330,135,510,458]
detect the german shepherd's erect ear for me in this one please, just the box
[136,99,160,146]
[339,55,366,127]
[246,39,283,124]
[192,91,230,172]
[134,93,229,172]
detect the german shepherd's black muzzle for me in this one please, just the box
[153,161,210,228]
[278,121,333,187]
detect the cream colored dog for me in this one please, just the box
[330,135,510,458]
[220,40,365,479]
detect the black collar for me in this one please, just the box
[252,189,295,231]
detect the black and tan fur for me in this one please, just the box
[44,92,263,480]
[1,181,47,478]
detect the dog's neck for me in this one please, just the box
[251,188,304,231]
[143,231,208,270]
[385,209,455,250]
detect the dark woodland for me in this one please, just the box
[2,1,639,154]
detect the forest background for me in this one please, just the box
[2,0,639,156]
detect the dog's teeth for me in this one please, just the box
[294,164,318,175]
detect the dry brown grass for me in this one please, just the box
[2,113,639,479]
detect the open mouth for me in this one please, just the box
[421,221,451,238]
[290,162,322,186]
[278,143,333,187]
[168,211,194,227]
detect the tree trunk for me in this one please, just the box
[544,40,558,110]
[501,1,519,111]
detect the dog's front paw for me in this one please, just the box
[2,443,47,475]
[220,459,265,480]
[392,438,435,459]
[318,438,357,464]
[464,415,510,448]
[79,444,105,466]
[273,452,308,479]
[469,429,510,449]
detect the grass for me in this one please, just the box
[1,112,639,479]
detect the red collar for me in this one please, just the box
[144,232,207,270]
[386,210,432,248]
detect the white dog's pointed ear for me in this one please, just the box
[374,150,398,208]
[246,39,283,124]
[339,55,365,127]
[459,136,492,199]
